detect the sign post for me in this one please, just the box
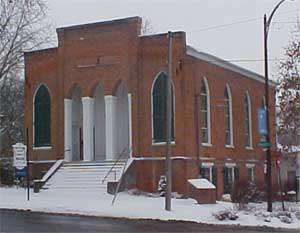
[13,143,27,176]
[13,142,28,200]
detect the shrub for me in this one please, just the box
[213,209,239,221]
[232,180,264,209]
[0,158,14,186]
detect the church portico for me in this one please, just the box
[63,82,131,162]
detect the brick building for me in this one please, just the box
[24,17,278,198]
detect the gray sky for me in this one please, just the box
[46,0,300,79]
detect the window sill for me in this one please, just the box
[225,145,234,149]
[33,146,52,150]
[245,146,253,150]
[201,143,212,147]
[152,141,176,146]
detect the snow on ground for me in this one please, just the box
[0,187,299,230]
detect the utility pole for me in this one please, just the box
[263,0,290,212]
[26,128,30,201]
[165,31,173,211]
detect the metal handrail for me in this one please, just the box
[111,154,131,205]
[101,147,129,184]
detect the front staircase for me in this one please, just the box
[42,160,126,194]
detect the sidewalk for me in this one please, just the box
[0,187,299,230]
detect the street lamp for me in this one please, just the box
[264,0,291,212]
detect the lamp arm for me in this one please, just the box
[266,0,286,34]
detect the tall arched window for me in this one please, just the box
[34,85,51,147]
[200,78,211,144]
[152,72,175,143]
[224,84,233,146]
[245,92,253,148]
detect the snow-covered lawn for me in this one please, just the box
[0,187,299,230]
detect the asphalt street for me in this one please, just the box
[0,209,298,233]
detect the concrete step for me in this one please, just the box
[45,183,106,188]
[42,160,125,195]
[64,161,126,167]
[61,165,123,171]
[50,174,120,180]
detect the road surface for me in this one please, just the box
[0,209,298,233]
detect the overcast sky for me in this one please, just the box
[46,0,300,79]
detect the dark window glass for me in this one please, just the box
[224,167,235,194]
[34,85,51,147]
[224,87,232,145]
[224,167,232,194]
[200,167,211,181]
[152,72,174,143]
[287,171,296,191]
[247,167,254,182]
[200,81,208,143]
[212,166,217,186]
[245,94,251,147]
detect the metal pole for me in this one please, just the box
[277,162,285,210]
[264,14,272,212]
[26,128,30,201]
[165,31,173,211]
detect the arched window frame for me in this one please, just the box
[151,72,175,145]
[245,91,253,149]
[225,84,233,147]
[200,77,211,145]
[33,84,51,148]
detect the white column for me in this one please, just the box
[128,93,132,157]
[105,95,117,160]
[82,97,94,161]
[64,99,72,162]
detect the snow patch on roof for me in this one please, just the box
[188,178,216,189]
[186,45,276,86]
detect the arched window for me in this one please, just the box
[200,78,211,144]
[224,84,233,146]
[152,72,175,143]
[34,85,51,147]
[245,92,252,148]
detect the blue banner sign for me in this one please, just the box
[257,107,268,136]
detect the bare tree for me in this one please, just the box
[277,27,300,152]
[0,0,53,87]
[0,77,24,156]
[0,0,53,155]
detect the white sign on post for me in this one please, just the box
[13,143,27,170]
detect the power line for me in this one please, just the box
[273,21,300,24]
[219,58,284,62]
[186,9,300,33]
[187,17,262,33]
[191,58,285,63]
